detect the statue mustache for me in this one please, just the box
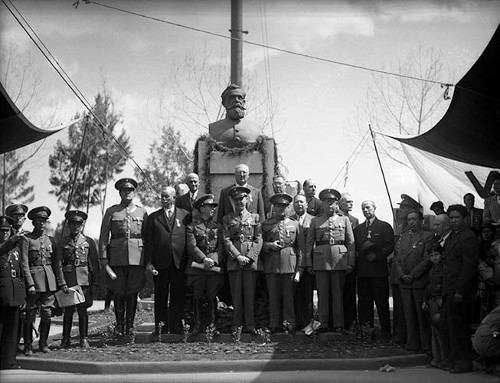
[228,103,246,111]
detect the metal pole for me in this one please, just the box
[230,0,243,87]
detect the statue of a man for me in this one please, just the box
[209,84,260,147]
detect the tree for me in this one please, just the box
[134,125,192,208]
[0,151,35,213]
[352,45,451,168]
[49,90,131,214]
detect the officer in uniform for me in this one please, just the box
[5,204,28,235]
[0,216,25,369]
[20,206,59,355]
[305,189,355,332]
[262,193,303,333]
[186,194,225,335]
[56,210,99,348]
[99,178,148,338]
[222,186,263,333]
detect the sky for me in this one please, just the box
[1,0,499,238]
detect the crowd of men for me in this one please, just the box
[1,166,500,374]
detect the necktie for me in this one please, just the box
[167,210,173,221]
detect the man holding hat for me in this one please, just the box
[20,206,60,355]
[144,186,189,336]
[99,178,148,338]
[354,200,395,341]
[262,193,303,333]
[0,215,25,369]
[185,194,224,336]
[305,189,355,333]
[56,210,99,348]
[223,185,263,333]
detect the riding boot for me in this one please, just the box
[208,298,220,335]
[191,299,203,336]
[114,295,125,337]
[24,319,33,356]
[79,313,89,348]
[125,294,138,335]
[38,320,51,353]
[60,309,74,348]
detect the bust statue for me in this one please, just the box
[208,84,260,148]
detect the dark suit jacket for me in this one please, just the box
[354,217,395,278]
[144,207,189,270]
[442,227,479,296]
[465,207,483,235]
[216,183,265,223]
[306,197,324,217]
[175,192,195,213]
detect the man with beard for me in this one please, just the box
[99,178,148,339]
[209,84,260,148]
[302,179,324,217]
[56,210,99,349]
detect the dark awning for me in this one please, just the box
[0,82,64,154]
[389,23,500,169]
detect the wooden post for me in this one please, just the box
[230,0,243,87]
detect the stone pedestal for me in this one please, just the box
[197,138,276,204]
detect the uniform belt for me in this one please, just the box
[316,239,345,246]
[231,235,253,242]
[0,270,21,278]
[111,234,142,239]
[30,258,52,266]
[63,259,88,267]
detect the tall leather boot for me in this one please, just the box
[114,295,125,337]
[79,313,89,348]
[60,309,74,348]
[24,318,34,356]
[208,298,220,336]
[38,320,51,353]
[125,294,138,335]
[191,299,203,336]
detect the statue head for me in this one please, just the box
[221,84,246,121]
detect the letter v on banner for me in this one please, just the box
[465,170,500,198]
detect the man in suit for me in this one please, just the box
[99,178,148,338]
[441,204,479,373]
[393,210,432,352]
[175,173,199,214]
[354,200,394,340]
[217,163,265,223]
[305,189,355,332]
[338,192,359,329]
[144,186,189,336]
[56,210,99,349]
[21,206,60,355]
[222,186,263,333]
[290,194,314,329]
[0,216,25,369]
[303,179,324,217]
[463,193,483,236]
[261,193,303,333]
[484,175,500,224]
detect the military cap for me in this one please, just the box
[5,204,28,217]
[270,193,293,206]
[194,194,218,210]
[0,215,14,229]
[65,210,88,222]
[229,185,251,199]
[319,188,341,201]
[430,201,444,211]
[398,194,422,209]
[115,178,138,190]
[27,206,51,220]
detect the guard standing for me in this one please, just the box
[0,216,25,369]
[20,206,59,355]
[223,186,263,333]
[56,210,99,348]
[186,194,225,335]
[261,193,303,333]
[99,178,148,338]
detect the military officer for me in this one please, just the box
[20,206,59,355]
[5,204,28,235]
[305,189,355,332]
[223,186,263,333]
[0,216,25,369]
[186,194,225,335]
[56,210,99,348]
[262,193,303,333]
[99,178,148,338]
